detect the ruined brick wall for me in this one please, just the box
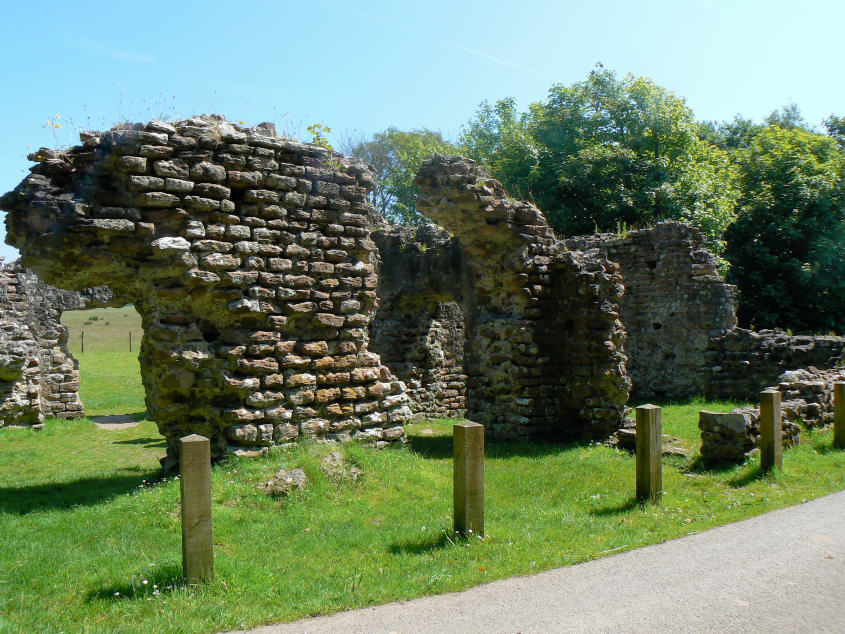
[566,223,736,399]
[2,116,410,465]
[371,224,468,419]
[0,261,92,425]
[566,223,845,400]
[414,155,630,439]
[0,262,44,426]
[705,329,845,400]
[699,366,844,463]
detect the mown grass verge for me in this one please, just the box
[1,397,843,633]
[1,307,838,631]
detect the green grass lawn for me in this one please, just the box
[62,305,147,417]
[0,309,839,632]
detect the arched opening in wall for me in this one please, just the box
[369,296,467,419]
[60,304,146,421]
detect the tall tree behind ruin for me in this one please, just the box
[724,124,845,333]
[346,128,454,226]
[458,64,740,254]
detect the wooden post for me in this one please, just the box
[760,389,782,471]
[636,404,662,502]
[81,330,84,354]
[129,331,132,353]
[834,382,845,450]
[453,421,484,537]
[179,434,213,583]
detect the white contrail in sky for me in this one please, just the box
[438,39,551,79]
[316,0,550,80]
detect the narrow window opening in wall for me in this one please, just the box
[61,303,147,422]
[647,260,658,270]
[653,322,662,330]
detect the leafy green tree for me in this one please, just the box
[458,98,537,200]
[347,128,454,225]
[724,125,845,332]
[764,103,807,130]
[824,114,845,149]
[698,115,763,151]
[459,65,739,251]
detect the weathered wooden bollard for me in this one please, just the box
[834,381,845,450]
[636,404,662,503]
[454,421,484,537]
[760,389,782,471]
[179,434,214,583]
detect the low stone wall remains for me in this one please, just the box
[0,261,109,425]
[705,330,845,400]
[698,366,845,463]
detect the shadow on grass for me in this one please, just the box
[388,531,476,555]
[728,465,769,488]
[589,496,647,516]
[407,432,582,460]
[86,562,184,602]
[809,439,843,455]
[112,437,167,448]
[0,469,162,515]
[684,455,743,475]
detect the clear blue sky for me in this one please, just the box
[2,0,843,262]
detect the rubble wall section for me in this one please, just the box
[371,224,468,419]
[2,116,411,465]
[415,155,630,439]
[566,223,736,399]
[705,329,845,400]
[0,261,88,425]
[567,224,845,400]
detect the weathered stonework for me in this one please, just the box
[0,260,107,426]
[371,224,469,419]
[2,116,411,465]
[566,223,736,399]
[567,223,845,400]
[698,407,800,464]
[705,330,845,400]
[413,155,630,439]
[698,366,845,463]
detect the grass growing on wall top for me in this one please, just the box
[0,402,843,633]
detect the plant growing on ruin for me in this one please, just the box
[307,122,333,150]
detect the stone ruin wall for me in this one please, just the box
[374,216,845,425]
[1,116,412,466]
[565,223,737,399]
[370,224,469,420]
[411,155,631,440]
[0,260,108,426]
[699,366,845,463]
[5,115,842,460]
[705,329,845,400]
[566,223,845,400]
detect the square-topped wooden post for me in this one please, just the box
[454,421,484,537]
[834,381,845,450]
[179,434,213,583]
[636,404,662,503]
[760,390,782,471]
